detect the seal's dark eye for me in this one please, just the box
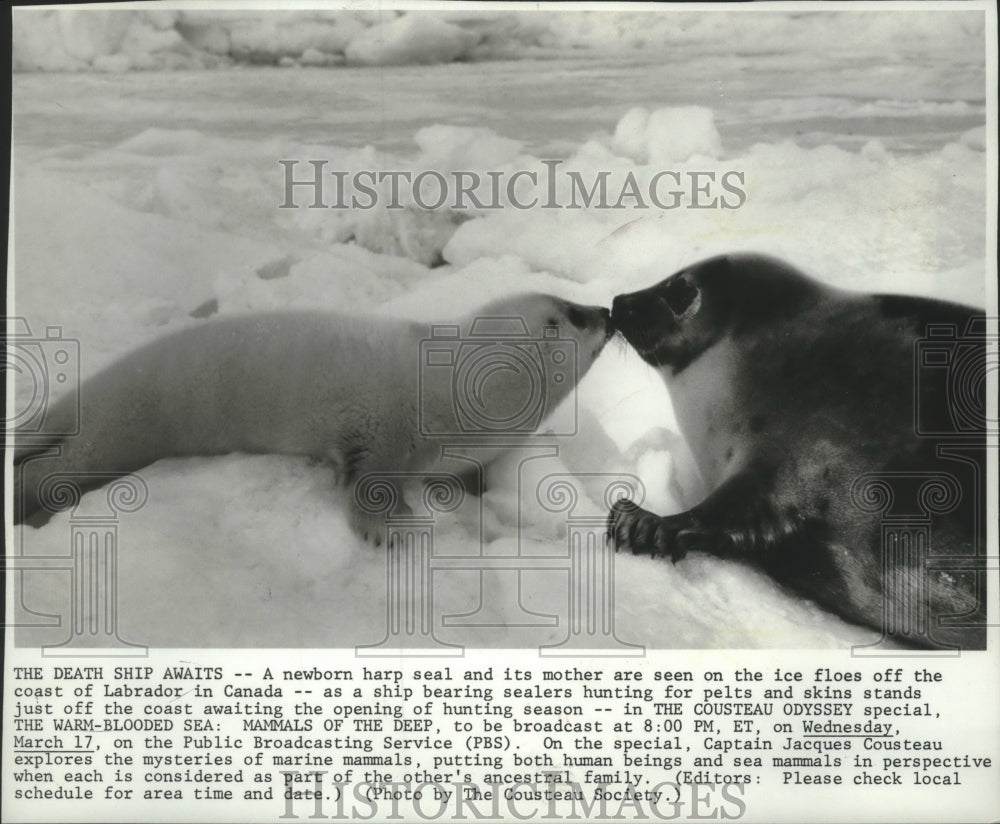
[663,275,700,317]
[565,306,586,328]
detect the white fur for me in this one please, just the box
[15,294,610,543]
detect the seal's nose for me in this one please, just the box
[567,302,613,332]
[611,295,631,322]
[599,306,614,339]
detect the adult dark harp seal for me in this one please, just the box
[607,253,988,650]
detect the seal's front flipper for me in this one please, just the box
[608,468,798,564]
[606,499,695,562]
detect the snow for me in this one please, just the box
[8,10,989,651]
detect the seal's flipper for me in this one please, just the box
[607,468,799,563]
[12,440,66,525]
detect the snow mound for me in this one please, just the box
[613,106,723,163]
[345,14,481,66]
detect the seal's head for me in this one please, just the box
[469,293,613,362]
[612,254,828,374]
[426,293,612,435]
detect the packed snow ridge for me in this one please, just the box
[13,8,985,72]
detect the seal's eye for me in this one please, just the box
[565,306,586,329]
[663,275,701,322]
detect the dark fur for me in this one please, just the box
[609,253,987,649]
